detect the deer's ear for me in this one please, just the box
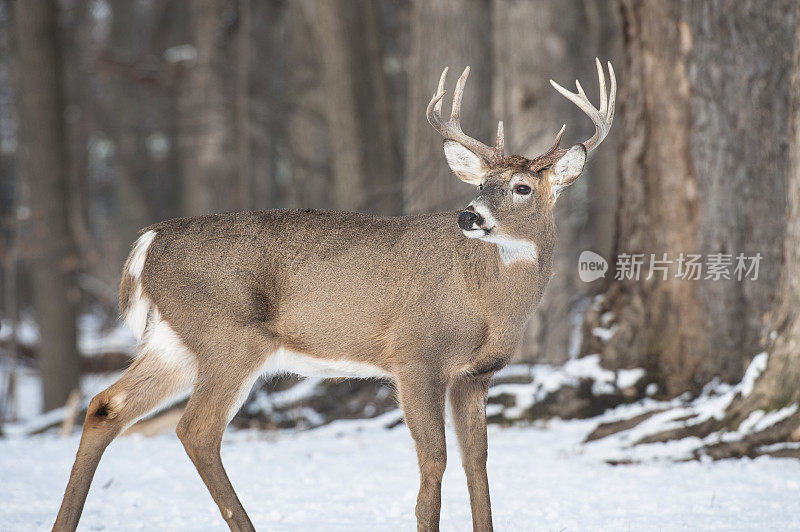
[443,140,489,185]
[548,144,586,197]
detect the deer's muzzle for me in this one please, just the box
[458,209,484,231]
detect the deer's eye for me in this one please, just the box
[514,184,532,195]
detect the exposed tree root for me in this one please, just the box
[699,412,800,460]
[585,382,800,461]
[584,409,666,442]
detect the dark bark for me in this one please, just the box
[249,0,290,210]
[235,0,251,211]
[688,0,792,381]
[710,1,800,446]
[351,0,404,215]
[178,0,240,216]
[582,0,792,396]
[286,1,332,210]
[403,0,493,214]
[301,0,367,212]
[492,0,622,365]
[582,0,704,396]
[14,0,81,410]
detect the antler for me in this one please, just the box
[549,58,616,153]
[427,66,505,164]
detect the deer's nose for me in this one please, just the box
[458,210,483,231]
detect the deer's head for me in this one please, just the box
[428,60,616,260]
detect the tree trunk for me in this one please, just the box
[301,0,367,212]
[492,0,622,365]
[403,0,492,214]
[593,5,800,456]
[581,0,792,397]
[14,0,81,410]
[351,0,404,215]
[178,0,240,216]
[687,0,792,382]
[249,0,290,210]
[723,0,800,424]
[236,0,251,211]
[286,1,332,210]
[584,0,705,397]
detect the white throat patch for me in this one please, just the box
[480,234,539,265]
[461,202,538,265]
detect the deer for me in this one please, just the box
[53,59,615,532]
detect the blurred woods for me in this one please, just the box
[1,0,800,445]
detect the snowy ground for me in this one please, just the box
[3,323,799,530]
[2,411,800,531]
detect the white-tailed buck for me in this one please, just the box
[54,59,615,531]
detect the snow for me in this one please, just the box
[0,316,40,346]
[617,367,646,389]
[2,416,800,531]
[719,404,799,444]
[741,352,768,398]
[0,361,121,425]
[2,336,798,530]
[592,324,617,342]
[1,313,136,359]
[76,314,136,357]
[585,355,800,458]
[488,356,645,420]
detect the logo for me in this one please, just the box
[579,250,608,282]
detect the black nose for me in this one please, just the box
[458,210,483,231]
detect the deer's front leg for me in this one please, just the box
[397,375,447,532]
[449,373,493,532]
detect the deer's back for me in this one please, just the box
[130,209,488,370]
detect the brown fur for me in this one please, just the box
[54,153,597,532]
[54,57,616,530]
[53,204,559,531]
[53,195,564,532]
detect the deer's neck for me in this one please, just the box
[461,232,555,320]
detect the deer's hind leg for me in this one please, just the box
[175,330,276,532]
[53,345,197,531]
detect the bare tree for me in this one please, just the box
[178,0,240,216]
[686,0,792,383]
[606,3,800,456]
[350,0,404,215]
[582,0,793,396]
[235,0,251,211]
[244,0,290,210]
[300,0,367,212]
[14,0,81,410]
[403,0,492,214]
[286,1,332,210]
[493,0,622,365]
[698,0,800,457]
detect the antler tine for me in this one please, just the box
[496,121,505,154]
[549,59,616,153]
[596,58,608,115]
[426,66,503,162]
[607,61,617,124]
[526,123,567,171]
[451,66,469,122]
[433,67,448,115]
[548,124,566,152]
[575,80,587,100]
